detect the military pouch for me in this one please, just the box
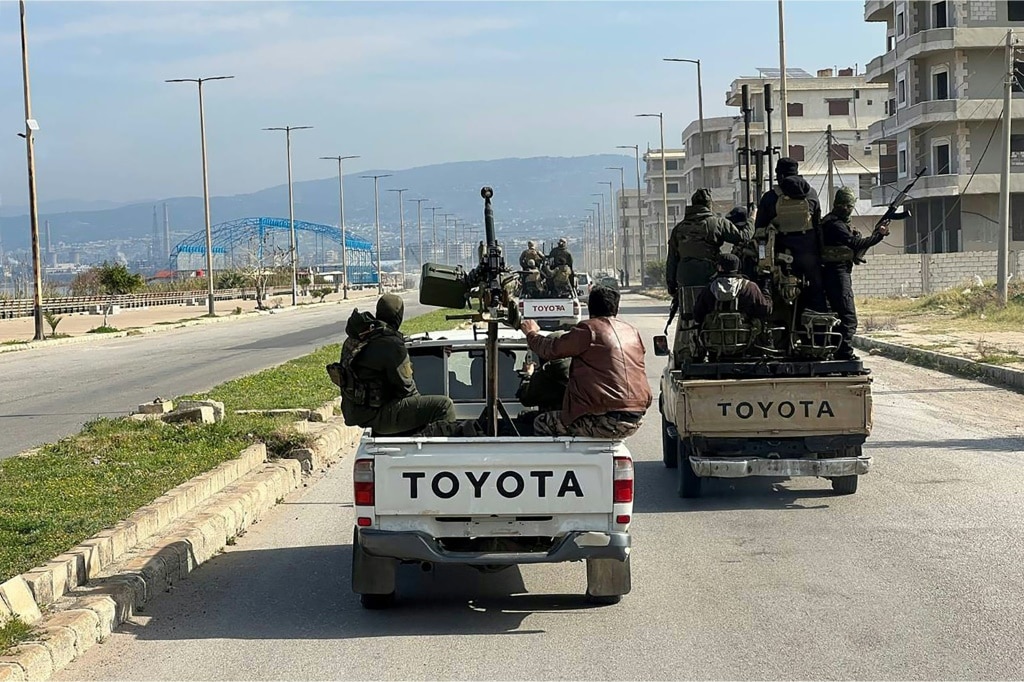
[326,363,344,389]
[773,193,813,234]
[821,245,855,264]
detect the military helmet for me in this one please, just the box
[526,259,536,268]
[528,240,536,248]
[558,238,567,247]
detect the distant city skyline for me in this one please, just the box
[0,1,884,207]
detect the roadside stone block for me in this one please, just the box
[79,536,114,570]
[76,595,117,639]
[0,663,25,681]
[32,625,77,672]
[136,399,173,415]
[161,406,215,425]
[0,645,51,682]
[19,570,53,608]
[128,413,164,423]
[0,578,42,625]
[66,545,102,584]
[130,507,161,544]
[45,610,99,653]
[176,399,225,422]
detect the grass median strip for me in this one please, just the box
[0,307,462,586]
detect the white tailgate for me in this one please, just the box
[521,299,575,319]
[374,449,613,516]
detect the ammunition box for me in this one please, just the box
[420,262,469,309]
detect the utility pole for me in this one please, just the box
[19,0,43,340]
[440,213,453,264]
[607,166,628,285]
[361,174,391,294]
[997,29,1016,305]
[591,197,605,272]
[411,198,429,274]
[429,206,443,262]
[600,180,616,274]
[263,125,312,306]
[778,0,790,153]
[167,75,234,316]
[826,124,835,214]
[617,144,646,285]
[387,188,408,287]
[320,155,359,298]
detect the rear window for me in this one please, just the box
[409,345,528,401]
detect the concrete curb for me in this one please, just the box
[0,289,389,355]
[0,411,360,681]
[853,334,1024,393]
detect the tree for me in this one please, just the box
[69,269,103,296]
[97,262,145,295]
[215,270,248,290]
[645,260,666,289]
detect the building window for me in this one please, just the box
[933,1,948,28]
[788,145,805,162]
[934,142,951,174]
[787,102,804,117]
[667,182,680,194]
[898,147,908,176]
[896,11,905,36]
[1014,61,1024,93]
[830,143,851,160]
[933,69,950,100]
[898,78,907,104]
[1013,194,1024,242]
[665,160,679,171]
[828,99,851,116]
[1010,1,1024,21]
[1011,135,1024,167]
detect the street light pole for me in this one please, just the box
[663,58,706,188]
[263,125,312,306]
[320,154,359,299]
[440,214,453,264]
[19,0,43,340]
[167,75,234,317]
[361,174,392,294]
[410,198,429,274]
[637,113,669,263]
[428,207,443,263]
[617,144,645,284]
[591,197,604,272]
[606,166,627,284]
[599,180,616,275]
[387,188,408,287]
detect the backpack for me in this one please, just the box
[699,278,757,357]
[772,187,813,234]
[328,329,386,408]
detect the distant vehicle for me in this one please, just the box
[576,273,592,295]
[598,276,619,291]
[518,295,582,331]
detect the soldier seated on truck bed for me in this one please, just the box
[516,330,570,413]
[520,287,651,438]
[692,254,772,360]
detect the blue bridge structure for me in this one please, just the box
[170,217,379,285]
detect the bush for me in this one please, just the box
[645,260,666,288]
[97,262,145,295]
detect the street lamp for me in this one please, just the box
[664,58,706,188]
[440,213,453,264]
[616,144,646,284]
[263,125,313,306]
[387,188,408,287]
[19,0,43,340]
[360,174,391,294]
[320,154,359,299]
[410,198,429,274]
[599,180,615,275]
[590,196,604,272]
[637,113,669,263]
[167,75,234,317]
[606,166,627,285]
[428,206,443,262]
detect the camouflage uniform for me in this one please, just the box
[533,411,643,439]
[519,242,544,270]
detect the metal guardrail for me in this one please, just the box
[0,288,293,320]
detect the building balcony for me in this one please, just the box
[682,150,735,173]
[868,28,1015,84]
[864,0,893,23]
[865,51,897,83]
[870,172,1024,205]
[867,99,1024,143]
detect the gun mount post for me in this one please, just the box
[741,85,753,213]
[764,83,776,190]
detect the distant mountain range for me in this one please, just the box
[0,155,635,251]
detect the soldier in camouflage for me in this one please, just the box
[519,241,544,270]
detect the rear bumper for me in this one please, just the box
[358,529,630,565]
[689,455,871,478]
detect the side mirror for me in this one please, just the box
[653,335,670,356]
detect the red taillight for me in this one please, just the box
[613,456,633,504]
[354,459,374,506]
[357,516,372,527]
[616,514,631,524]
[573,301,581,315]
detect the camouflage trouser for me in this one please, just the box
[533,411,643,439]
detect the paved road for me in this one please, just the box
[57,295,1024,680]
[0,296,428,460]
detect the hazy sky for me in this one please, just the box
[0,1,885,207]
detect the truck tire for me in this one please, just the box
[830,475,858,495]
[351,528,397,608]
[585,555,630,605]
[677,439,702,499]
[661,412,678,469]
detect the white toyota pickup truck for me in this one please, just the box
[350,327,634,608]
[517,296,582,331]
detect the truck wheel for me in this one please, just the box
[351,528,397,608]
[677,439,702,499]
[830,475,858,495]
[585,555,630,605]
[661,413,678,469]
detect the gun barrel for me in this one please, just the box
[481,186,496,247]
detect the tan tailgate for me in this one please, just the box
[675,375,872,438]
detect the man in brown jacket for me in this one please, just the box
[520,287,652,438]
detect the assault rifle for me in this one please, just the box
[853,166,926,264]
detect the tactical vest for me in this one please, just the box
[675,218,719,262]
[821,245,855,264]
[700,279,756,357]
[551,265,572,289]
[335,330,387,408]
[772,187,813,234]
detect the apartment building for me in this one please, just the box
[617,188,648,283]
[725,68,896,248]
[680,116,737,207]
[642,148,686,265]
[865,0,1024,253]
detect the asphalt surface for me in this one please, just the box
[0,295,428,460]
[56,294,1024,680]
